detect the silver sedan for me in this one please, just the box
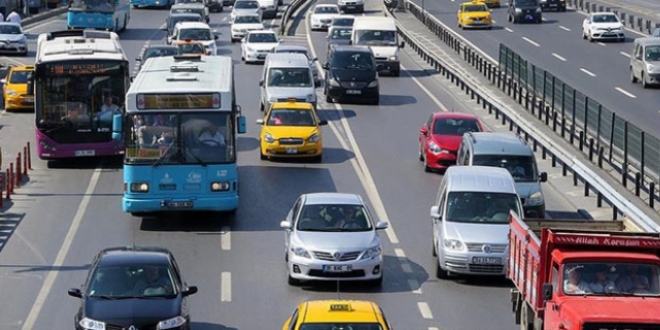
[280,193,389,287]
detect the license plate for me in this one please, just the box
[23,99,34,104]
[472,257,501,264]
[257,54,266,59]
[285,148,297,154]
[346,90,361,95]
[165,201,193,208]
[323,265,352,272]
[347,5,355,8]
[75,150,95,156]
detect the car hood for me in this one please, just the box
[265,86,313,97]
[368,45,398,58]
[246,42,279,50]
[232,23,264,30]
[590,22,623,29]
[265,126,318,138]
[444,221,509,244]
[295,231,377,250]
[330,68,376,82]
[233,8,260,14]
[513,181,540,199]
[6,82,27,94]
[83,297,182,326]
[431,134,461,152]
[312,13,339,20]
[0,34,25,42]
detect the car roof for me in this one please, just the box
[169,12,201,17]
[265,53,309,67]
[247,29,276,35]
[303,193,363,205]
[300,300,382,323]
[431,112,480,121]
[176,21,210,29]
[234,12,261,17]
[0,22,22,28]
[9,65,34,71]
[315,4,338,8]
[172,2,205,7]
[635,37,660,46]
[96,246,173,267]
[331,44,371,53]
[444,166,517,194]
[466,132,532,156]
[146,45,178,50]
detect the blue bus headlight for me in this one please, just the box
[211,182,230,191]
[130,182,150,193]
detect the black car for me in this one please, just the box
[135,45,180,72]
[164,13,204,39]
[323,45,379,105]
[68,246,198,330]
[508,0,542,24]
[539,0,565,11]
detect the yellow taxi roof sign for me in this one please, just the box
[329,303,353,312]
[286,97,298,102]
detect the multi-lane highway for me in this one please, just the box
[0,0,615,328]
[409,0,660,138]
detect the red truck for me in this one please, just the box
[508,211,660,330]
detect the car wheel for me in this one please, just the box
[432,240,437,256]
[435,255,450,279]
[418,146,424,161]
[642,73,649,89]
[582,30,587,39]
[369,276,383,287]
[287,274,300,286]
[630,68,638,83]
[325,92,333,103]
[312,154,322,163]
[423,155,432,173]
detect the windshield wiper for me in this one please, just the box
[152,142,176,167]
[181,127,206,166]
[135,293,177,299]
[93,295,134,300]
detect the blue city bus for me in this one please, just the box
[67,0,131,31]
[128,0,172,9]
[112,55,246,216]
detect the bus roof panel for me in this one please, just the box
[130,56,233,94]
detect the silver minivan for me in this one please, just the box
[630,37,660,88]
[259,53,319,112]
[456,132,547,218]
[430,166,523,279]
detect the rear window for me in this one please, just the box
[9,70,29,84]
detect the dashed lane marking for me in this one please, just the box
[221,272,231,302]
[598,42,606,46]
[580,68,596,77]
[505,27,513,32]
[615,87,636,98]
[394,248,406,258]
[221,226,231,250]
[620,51,631,58]
[559,25,570,31]
[522,37,540,47]
[552,53,566,61]
[418,302,434,319]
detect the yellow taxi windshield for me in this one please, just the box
[463,4,487,11]
[267,109,316,126]
[299,324,384,330]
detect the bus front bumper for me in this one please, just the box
[123,195,239,213]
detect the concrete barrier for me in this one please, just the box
[23,5,67,27]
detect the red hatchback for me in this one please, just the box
[418,112,484,172]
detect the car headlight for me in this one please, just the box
[308,133,320,143]
[291,246,311,258]
[79,318,106,330]
[130,182,149,193]
[361,245,382,259]
[305,93,316,102]
[527,191,544,206]
[535,7,541,12]
[647,63,657,72]
[264,132,275,143]
[6,89,17,96]
[367,80,378,87]
[443,238,464,251]
[428,140,442,154]
[329,78,340,86]
[515,8,522,13]
[157,316,187,330]
[389,55,398,61]
[211,182,230,191]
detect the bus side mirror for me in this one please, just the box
[400,41,405,48]
[540,172,548,182]
[542,283,553,301]
[26,73,34,96]
[237,115,246,134]
[112,113,123,141]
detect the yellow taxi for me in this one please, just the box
[257,99,327,162]
[457,1,493,30]
[173,39,211,56]
[283,300,392,330]
[3,65,34,111]
[474,0,500,8]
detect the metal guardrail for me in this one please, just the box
[385,2,660,230]
[279,0,307,35]
[566,0,660,35]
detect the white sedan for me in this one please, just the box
[241,30,280,63]
[231,13,264,42]
[309,4,340,31]
[582,12,625,42]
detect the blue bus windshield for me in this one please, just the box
[69,0,115,12]
[126,112,235,165]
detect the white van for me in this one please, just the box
[430,166,523,279]
[259,53,318,112]
[351,16,405,76]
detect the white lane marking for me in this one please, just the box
[22,168,103,330]
[400,64,451,112]
[552,53,567,61]
[222,16,227,21]
[615,87,636,98]
[221,226,231,250]
[580,68,596,77]
[492,20,496,24]
[522,37,540,47]
[429,328,440,330]
[620,51,631,58]
[541,17,547,21]
[505,27,513,32]
[394,248,406,258]
[418,302,434,319]
[221,272,231,302]
[409,279,422,294]
[305,13,399,244]
[598,42,606,46]
[559,25,570,31]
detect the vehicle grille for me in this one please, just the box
[375,57,388,61]
[340,81,367,88]
[278,138,304,145]
[106,325,159,330]
[313,251,362,261]
[583,323,660,330]
[320,19,331,23]
[468,264,504,273]
[466,244,507,253]
[308,269,366,277]
[277,97,306,102]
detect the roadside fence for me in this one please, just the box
[0,141,32,208]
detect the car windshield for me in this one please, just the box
[248,33,277,43]
[69,0,115,12]
[463,4,487,12]
[169,16,202,30]
[645,45,660,61]
[234,0,258,8]
[332,18,354,26]
[275,49,310,60]
[331,51,373,70]
[297,204,373,232]
[267,108,316,126]
[593,14,619,23]
[562,262,660,296]
[472,155,537,182]
[300,325,384,330]
[330,28,352,39]
[9,70,30,84]
[0,25,21,34]
[235,15,261,23]
[355,30,397,46]
[172,8,204,16]
[144,47,179,60]
[86,265,178,298]
[315,6,338,13]
[267,68,311,87]
[446,192,521,223]
[179,28,211,40]
[177,43,205,54]
[433,118,480,135]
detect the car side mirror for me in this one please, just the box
[182,285,198,297]
[68,288,83,298]
[0,79,6,84]
[430,205,441,219]
[348,40,352,45]
[214,35,219,40]
[400,41,405,48]
[542,283,552,301]
[112,113,123,141]
[319,119,328,126]
[420,127,428,135]
[280,220,292,229]
[135,57,141,61]
[375,221,389,230]
[259,80,263,86]
[322,63,329,70]
[540,172,548,182]
[312,57,318,61]
[255,118,264,125]
[237,115,246,134]
[314,79,321,87]
[161,26,167,31]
